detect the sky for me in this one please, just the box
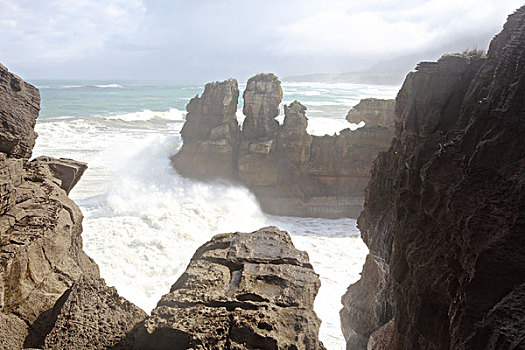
[0,0,522,81]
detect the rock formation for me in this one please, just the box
[341,6,525,349]
[346,98,395,128]
[241,73,283,140]
[171,79,240,179]
[43,276,146,349]
[0,64,39,159]
[173,75,395,218]
[133,227,326,350]
[0,65,102,349]
[1,65,327,349]
[0,64,148,349]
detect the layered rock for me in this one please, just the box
[134,227,326,349]
[171,79,240,179]
[173,75,395,218]
[341,6,525,349]
[0,64,147,349]
[241,73,282,140]
[0,63,40,159]
[29,156,88,195]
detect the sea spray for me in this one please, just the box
[33,81,398,349]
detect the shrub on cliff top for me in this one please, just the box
[441,48,486,60]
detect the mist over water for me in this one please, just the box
[32,80,398,349]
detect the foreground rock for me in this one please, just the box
[341,6,525,349]
[0,64,148,349]
[134,227,326,349]
[0,65,102,348]
[173,74,395,218]
[43,276,146,349]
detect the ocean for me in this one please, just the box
[31,79,399,349]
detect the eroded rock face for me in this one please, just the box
[171,79,240,179]
[29,156,88,195]
[173,74,396,218]
[0,64,102,349]
[341,6,525,349]
[43,276,147,350]
[134,227,326,350]
[0,64,40,159]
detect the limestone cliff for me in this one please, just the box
[341,7,525,349]
[172,74,395,218]
[132,227,326,350]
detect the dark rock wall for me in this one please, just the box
[341,7,525,350]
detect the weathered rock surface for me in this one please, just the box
[341,6,525,349]
[173,74,395,218]
[171,79,240,179]
[134,227,326,349]
[0,64,40,159]
[29,156,88,195]
[43,276,147,349]
[346,98,395,128]
[0,64,102,349]
[242,73,282,140]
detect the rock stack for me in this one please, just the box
[341,6,525,349]
[172,74,396,218]
[172,79,240,179]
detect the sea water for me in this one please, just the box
[31,80,399,349]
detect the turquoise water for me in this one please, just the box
[31,79,399,350]
[33,80,202,118]
[33,79,398,122]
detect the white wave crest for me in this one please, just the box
[102,108,186,122]
[94,84,123,88]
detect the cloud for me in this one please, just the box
[0,0,146,63]
[272,0,523,57]
[0,0,522,79]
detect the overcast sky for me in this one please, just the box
[0,0,522,81]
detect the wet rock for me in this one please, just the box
[43,276,146,350]
[134,227,326,350]
[341,6,525,349]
